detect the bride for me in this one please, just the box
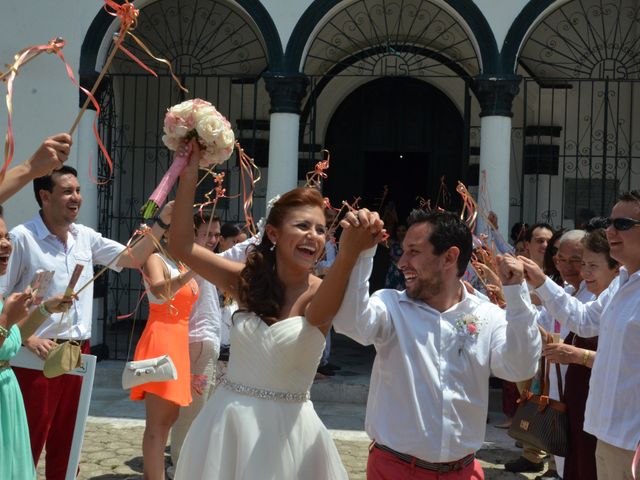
[169,140,384,479]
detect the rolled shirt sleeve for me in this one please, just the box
[89,229,126,272]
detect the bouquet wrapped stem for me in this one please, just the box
[141,142,192,219]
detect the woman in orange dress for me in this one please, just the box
[130,240,198,480]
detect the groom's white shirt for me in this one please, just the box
[332,247,541,463]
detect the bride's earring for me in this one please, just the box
[270,242,276,252]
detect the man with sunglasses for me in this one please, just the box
[520,190,640,480]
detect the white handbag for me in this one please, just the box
[122,355,177,390]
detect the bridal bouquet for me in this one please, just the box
[141,99,235,219]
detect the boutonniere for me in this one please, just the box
[455,313,481,355]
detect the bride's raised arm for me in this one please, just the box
[306,209,384,331]
[169,140,244,296]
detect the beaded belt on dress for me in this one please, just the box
[221,377,310,403]
[0,360,11,369]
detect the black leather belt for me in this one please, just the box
[374,443,475,473]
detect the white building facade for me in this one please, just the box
[1,0,639,354]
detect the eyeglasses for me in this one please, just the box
[556,256,582,265]
[605,217,640,231]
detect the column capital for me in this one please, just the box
[263,72,309,114]
[473,75,521,118]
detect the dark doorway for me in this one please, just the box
[324,77,465,291]
[324,77,465,222]
[363,151,430,224]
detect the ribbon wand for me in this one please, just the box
[68,33,124,136]
[0,43,52,82]
[64,265,85,298]
[69,0,188,136]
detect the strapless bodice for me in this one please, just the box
[225,312,325,396]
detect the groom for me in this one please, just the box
[333,209,541,479]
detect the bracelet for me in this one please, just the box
[39,303,52,317]
[154,216,170,230]
[582,349,590,366]
[0,324,8,339]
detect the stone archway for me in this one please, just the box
[89,0,274,359]
[292,0,482,209]
[512,0,640,226]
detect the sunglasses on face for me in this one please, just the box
[606,217,640,231]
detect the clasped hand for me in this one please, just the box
[339,209,386,256]
[495,254,526,286]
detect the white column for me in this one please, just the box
[74,113,103,345]
[75,113,99,230]
[266,112,300,201]
[479,115,512,237]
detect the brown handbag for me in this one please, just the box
[508,333,570,457]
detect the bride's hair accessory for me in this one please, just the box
[256,194,281,242]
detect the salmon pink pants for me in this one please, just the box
[367,444,485,480]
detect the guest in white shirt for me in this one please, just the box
[0,166,172,479]
[332,209,541,479]
[170,212,222,467]
[538,229,594,480]
[520,190,640,480]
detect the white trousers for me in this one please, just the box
[170,340,217,466]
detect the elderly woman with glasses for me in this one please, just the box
[540,222,618,480]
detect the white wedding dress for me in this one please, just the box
[175,312,348,480]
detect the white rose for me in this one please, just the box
[169,100,196,118]
[162,134,180,150]
[219,130,235,149]
[194,105,218,121]
[196,115,224,145]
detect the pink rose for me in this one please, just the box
[163,113,178,133]
[467,323,477,335]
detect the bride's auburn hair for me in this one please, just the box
[239,187,325,323]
